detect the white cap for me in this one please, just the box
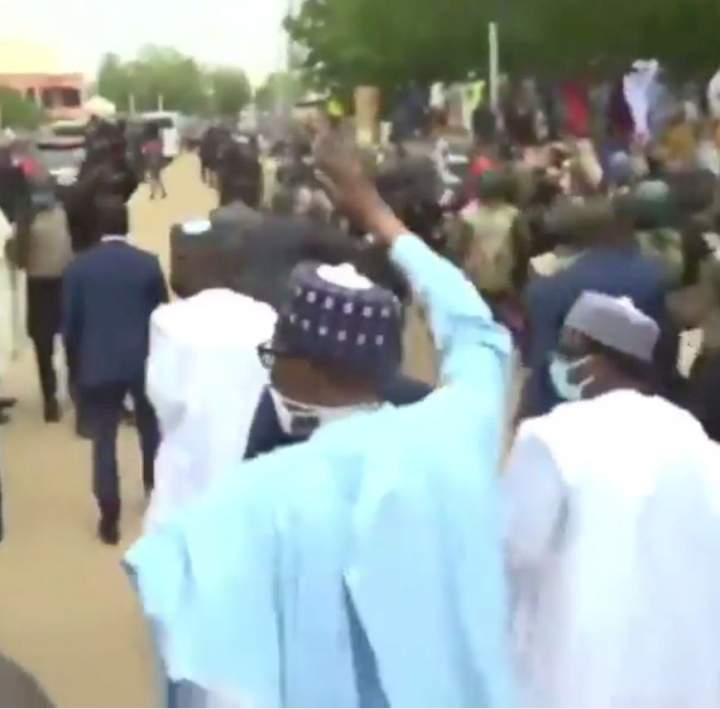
[565,291,660,362]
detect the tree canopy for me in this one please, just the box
[0,88,44,129]
[97,47,252,116]
[287,0,720,92]
[208,68,252,116]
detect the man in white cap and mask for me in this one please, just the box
[503,290,720,707]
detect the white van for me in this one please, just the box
[140,111,181,160]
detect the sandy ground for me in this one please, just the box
[0,154,216,708]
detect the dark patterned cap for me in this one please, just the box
[276,261,403,378]
[565,291,660,362]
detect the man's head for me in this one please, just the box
[543,198,615,248]
[476,169,515,206]
[628,180,674,230]
[261,260,403,436]
[550,292,660,403]
[96,198,129,237]
[218,142,261,207]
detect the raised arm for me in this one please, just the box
[315,135,511,390]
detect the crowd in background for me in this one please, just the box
[5,62,720,706]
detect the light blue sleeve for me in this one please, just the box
[124,460,284,707]
[390,234,511,390]
[341,236,516,708]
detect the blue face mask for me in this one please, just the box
[549,354,593,401]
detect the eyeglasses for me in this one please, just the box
[257,342,292,370]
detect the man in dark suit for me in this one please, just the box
[520,195,669,418]
[63,200,168,544]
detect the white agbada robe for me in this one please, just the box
[504,389,720,707]
[145,289,276,530]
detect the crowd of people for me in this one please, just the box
[4,69,720,706]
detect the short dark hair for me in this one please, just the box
[96,198,129,236]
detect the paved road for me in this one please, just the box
[0,154,215,707]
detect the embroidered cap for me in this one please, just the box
[276,261,403,377]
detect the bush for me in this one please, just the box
[0,87,44,130]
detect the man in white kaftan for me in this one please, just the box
[504,291,720,707]
[145,288,276,529]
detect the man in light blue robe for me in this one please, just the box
[125,138,514,708]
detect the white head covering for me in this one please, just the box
[565,291,660,362]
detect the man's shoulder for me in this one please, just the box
[211,202,263,227]
[107,242,161,271]
[73,242,159,271]
[128,243,160,263]
[563,247,666,290]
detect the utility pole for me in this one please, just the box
[488,21,499,113]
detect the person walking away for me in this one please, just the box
[22,178,73,422]
[199,126,219,186]
[125,135,514,707]
[149,217,429,534]
[209,173,263,234]
[504,291,720,707]
[63,200,168,544]
[455,170,530,348]
[143,133,167,200]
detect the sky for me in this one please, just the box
[2,0,290,86]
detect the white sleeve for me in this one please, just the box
[502,424,566,569]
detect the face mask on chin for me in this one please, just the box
[269,387,379,439]
[549,354,594,402]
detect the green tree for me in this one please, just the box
[131,46,208,113]
[96,46,209,114]
[97,53,133,110]
[209,68,252,116]
[0,88,44,129]
[287,0,720,92]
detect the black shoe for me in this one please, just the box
[44,399,61,423]
[0,397,17,409]
[98,517,120,545]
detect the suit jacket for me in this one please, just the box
[62,240,168,388]
[245,375,433,460]
[523,245,668,417]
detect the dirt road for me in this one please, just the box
[0,154,215,707]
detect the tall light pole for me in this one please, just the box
[489,21,500,112]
